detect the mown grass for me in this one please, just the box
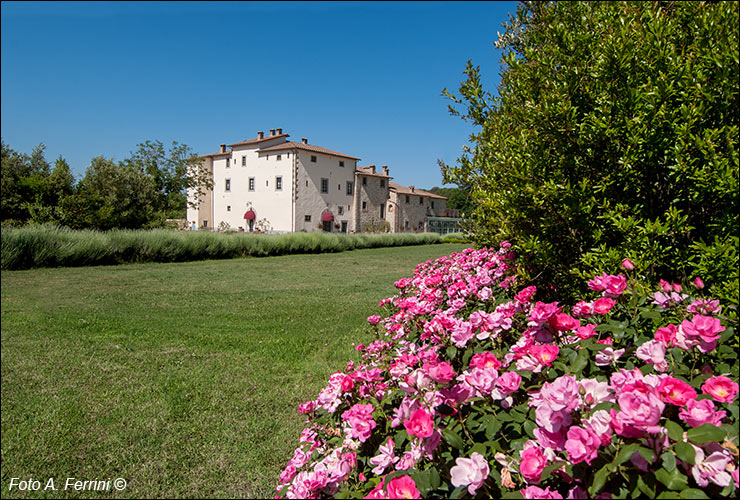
[1,243,468,498]
[0,225,444,270]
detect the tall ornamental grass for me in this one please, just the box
[0,225,443,270]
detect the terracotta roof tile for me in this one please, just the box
[228,133,290,147]
[258,141,360,160]
[355,165,391,178]
[389,181,447,200]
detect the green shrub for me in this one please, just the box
[442,1,739,313]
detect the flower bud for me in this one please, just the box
[693,277,705,289]
[621,258,634,270]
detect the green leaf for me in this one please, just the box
[429,467,441,489]
[638,446,655,463]
[484,415,502,440]
[686,423,727,443]
[637,474,656,497]
[661,451,676,471]
[614,443,640,466]
[673,442,695,466]
[589,464,612,496]
[655,466,689,490]
[679,489,709,499]
[665,420,685,441]
[442,428,464,450]
[571,347,589,374]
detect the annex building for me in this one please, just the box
[186,128,460,234]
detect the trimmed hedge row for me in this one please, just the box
[0,225,444,270]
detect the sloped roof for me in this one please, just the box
[355,165,391,178]
[389,181,447,200]
[259,141,360,160]
[229,133,290,147]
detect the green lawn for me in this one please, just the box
[0,243,467,498]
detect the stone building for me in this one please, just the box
[186,128,460,234]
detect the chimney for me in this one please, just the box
[410,185,415,192]
[270,129,276,136]
[301,137,308,144]
[370,165,376,174]
[276,128,283,135]
[220,144,226,153]
[382,165,389,176]
[257,131,264,139]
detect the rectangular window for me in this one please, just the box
[311,155,317,163]
[225,179,231,192]
[339,160,345,167]
[277,154,282,161]
[321,178,328,193]
[431,201,435,209]
[305,215,312,222]
[227,205,231,211]
[276,176,283,190]
[380,180,385,188]
[338,206,344,215]
[338,184,341,191]
[242,156,246,166]
[346,181,353,195]
[362,177,367,186]
[362,201,367,210]
[380,204,385,219]
[248,177,255,191]
[226,158,230,168]
[406,195,410,204]
[420,197,424,204]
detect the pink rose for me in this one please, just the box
[469,351,501,370]
[450,452,490,495]
[423,361,456,384]
[693,277,705,289]
[549,313,580,332]
[702,376,739,403]
[386,475,420,499]
[575,323,597,340]
[614,387,665,434]
[521,485,563,499]
[565,425,601,465]
[657,377,697,406]
[464,367,498,396]
[572,301,593,317]
[678,398,726,427]
[621,258,634,270]
[635,340,667,371]
[496,371,522,393]
[516,285,537,303]
[530,344,559,367]
[403,409,434,438]
[367,315,382,325]
[592,297,616,315]
[684,315,725,342]
[520,445,548,483]
[654,324,678,347]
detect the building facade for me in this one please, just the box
[187,128,460,234]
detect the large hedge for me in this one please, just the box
[442,1,738,309]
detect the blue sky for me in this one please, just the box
[1,1,517,188]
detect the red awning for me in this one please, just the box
[244,209,256,220]
[321,211,334,222]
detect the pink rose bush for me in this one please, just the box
[276,245,738,498]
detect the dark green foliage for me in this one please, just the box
[442,1,739,309]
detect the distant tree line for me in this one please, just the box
[1,140,211,230]
[425,185,475,216]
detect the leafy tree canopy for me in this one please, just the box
[442,0,739,306]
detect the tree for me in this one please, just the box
[121,140,211,221]
[76,156,158,229]
[442,1,738,305]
